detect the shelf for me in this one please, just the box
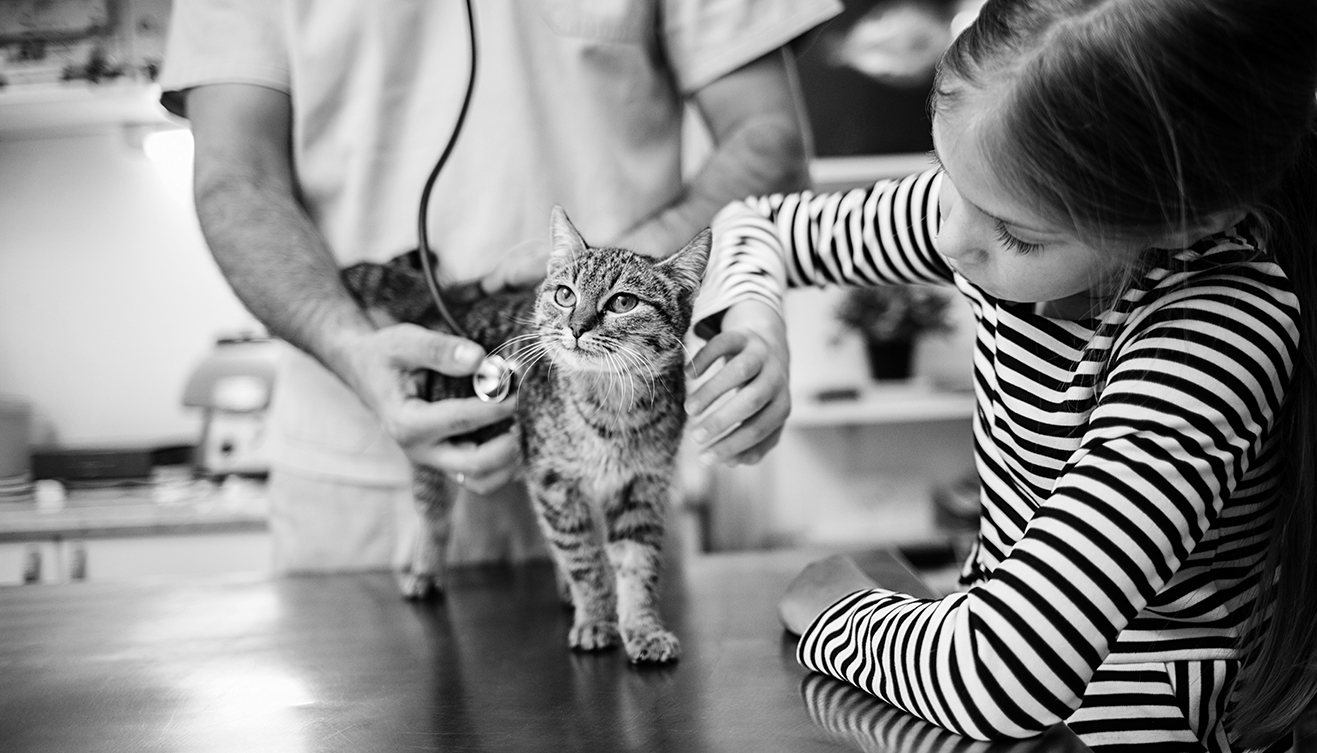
[810,154,939,192]
[0,80,178,137]
[788,381,975,428]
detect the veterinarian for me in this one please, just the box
[158,0,840,573]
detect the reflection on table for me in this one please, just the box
[0,549,1089,752]
[803,673,1081,753]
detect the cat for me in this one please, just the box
[341,207,709,663]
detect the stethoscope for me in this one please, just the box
[416,0,517,403]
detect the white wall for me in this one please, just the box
[0,129,256,447]
[0,115,974,453]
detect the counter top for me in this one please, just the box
[0,548,1087,752]
[0,477,267,542]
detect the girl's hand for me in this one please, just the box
[779,554,878,635]
[685,301,791,465]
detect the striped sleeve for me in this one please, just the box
[797,270,1300,740]
[691,170,952,337]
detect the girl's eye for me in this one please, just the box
[554,285,576,307]
[994,220,1044,255]
[606,293,638,313]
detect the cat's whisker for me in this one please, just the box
[495,332,543,347]
[514,343,554,375]
[615,343,657,400]
[604,351,624,407]
[610,346,644,406]
[490,333,547,365]
[676,338,693,362]
[607,351,633,409]
[609,344,651,409]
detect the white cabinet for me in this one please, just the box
[698,280,979,553]
[0,479,272,586]
[0,81,177,138]
[705,385,975,551]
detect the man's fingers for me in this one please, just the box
[385,324,486,377]
[390,395,518,446]
[423,430,521,480]
[459,464,520,496]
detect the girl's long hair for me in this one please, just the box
[937,0,1317,743]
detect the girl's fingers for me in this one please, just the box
[689,371,771,447]
[700,393,790,463]
[728,427,784,466]
[686,350,765,417]
[687,331,746,379]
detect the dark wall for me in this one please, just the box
[797,0,959,157]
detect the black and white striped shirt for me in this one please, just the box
[693,171,1300,744]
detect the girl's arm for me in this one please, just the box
[796,274,1300,740]
[687,170,954,464]
[692,169,953,336]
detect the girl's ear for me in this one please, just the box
[1151,208,1248,248]
[657,228,711,296]
[549,206,587,275]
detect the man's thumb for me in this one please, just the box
[396,326,485,376]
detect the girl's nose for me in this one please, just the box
[935,181,981,263]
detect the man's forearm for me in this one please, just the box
[195,171,374,381]
[618,112,809,257]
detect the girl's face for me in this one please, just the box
[931,103,1142,314]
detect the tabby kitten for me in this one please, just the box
[342,207,709,663]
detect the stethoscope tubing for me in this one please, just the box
[416,0,478,340]
[413,0,516,403]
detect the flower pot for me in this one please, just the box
[864,340,915,381]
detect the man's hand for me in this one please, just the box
[188,84,523,494]
[480,238,550,294]
[779,555,878,635]
[685,300,792,466]
[333,323,522,494]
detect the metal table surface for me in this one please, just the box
[0,548,1088,752]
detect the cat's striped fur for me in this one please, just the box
[342,207,709,663]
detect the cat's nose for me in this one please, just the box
[569,308,597,339]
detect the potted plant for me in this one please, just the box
[835,285,954,381]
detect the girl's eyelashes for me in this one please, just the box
[994,220,1045,255]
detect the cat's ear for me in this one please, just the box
[549,205,587,275]
[657,228,711,296]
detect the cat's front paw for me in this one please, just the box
[569,620,621,652]
[624,628,681,664]
[396,570,444,601]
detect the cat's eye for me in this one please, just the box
[554,285,576,307]
[606,293,638,313]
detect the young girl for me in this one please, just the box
[685,0,1316,749]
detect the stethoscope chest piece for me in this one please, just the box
[473,354,515,402]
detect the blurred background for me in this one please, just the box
[0,0,983,590]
